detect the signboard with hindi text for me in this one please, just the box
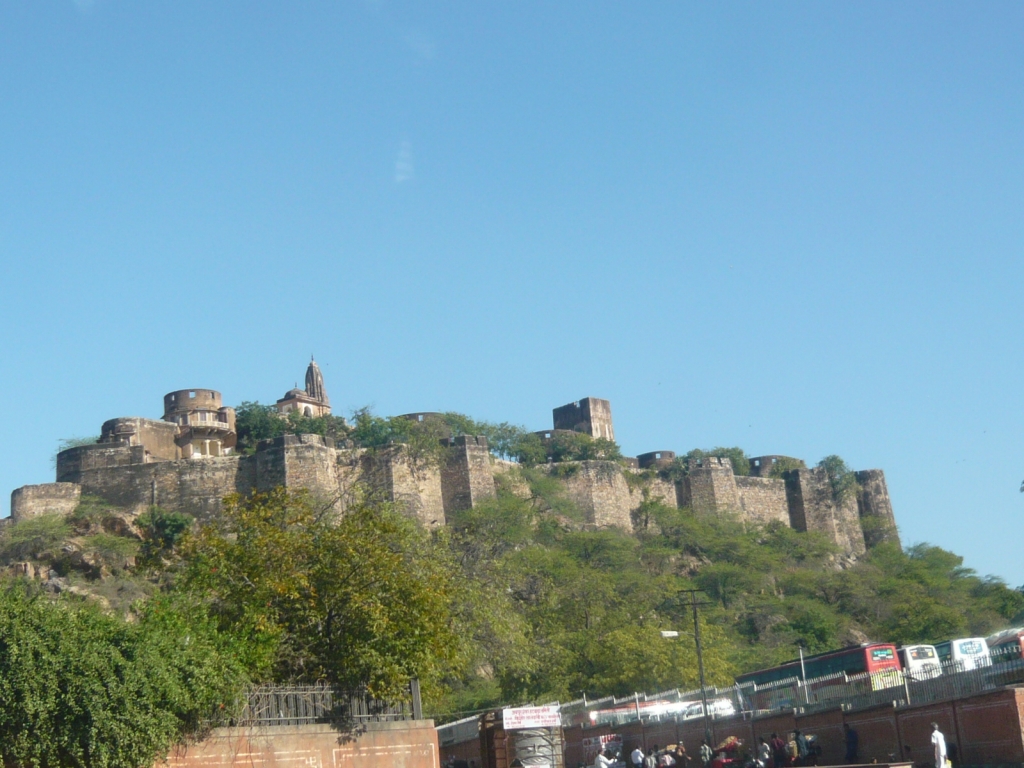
[501,705,561,730]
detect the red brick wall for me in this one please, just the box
[161,720,440,768]
[897,700,956,767]
[440,736,484,767]
[799,708,845,766]
[843,706,901,764]
[951,688,1024,766]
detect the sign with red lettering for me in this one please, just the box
[501,705,561,730]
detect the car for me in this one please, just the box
[682,698,736,720]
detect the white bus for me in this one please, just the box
[935,637,992,671]
[898,645,942,680]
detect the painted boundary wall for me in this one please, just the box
[442,687,1024,768]
[161,720,440,768]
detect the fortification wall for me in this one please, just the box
[855,469,900,548]
[558,461,633,528]
[10,483,82,522]
[624,471,679,510]
[734,476,789,525]
[441,436,496,516]
[254,434,341,505]
[100,418,179,461]
[57,444,145,479]
[362,446,446,528]
[61,457,251,519]
[682,458,740,514]
[784,467,866,556]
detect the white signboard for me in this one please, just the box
[501,705,561,730]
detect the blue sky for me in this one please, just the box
[2,2,1023,585]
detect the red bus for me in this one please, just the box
[735,644,903,710]
[988,629,1024,664]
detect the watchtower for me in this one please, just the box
[163,389,236,458]
[552,397,615,442]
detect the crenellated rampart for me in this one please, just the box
[11,378,899,558]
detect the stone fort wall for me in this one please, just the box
[11,393,899,558]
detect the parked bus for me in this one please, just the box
[898,645,942,680]
[987,629,1024,664]
[736,643,902,688]
[735,643,902,711]
[935,637,992,670]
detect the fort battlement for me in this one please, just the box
[10,367,899,557]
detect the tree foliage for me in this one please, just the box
[435,479,1024,715]
[176,489,467,699]
[0,586,248,768]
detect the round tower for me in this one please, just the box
[163,389,236,458]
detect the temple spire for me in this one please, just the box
[305,359,328,405]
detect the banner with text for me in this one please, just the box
[502,705,561,730]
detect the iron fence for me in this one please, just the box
[556,656,1024,730]
[216,682,420,728]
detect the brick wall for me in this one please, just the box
[160,720,439,768]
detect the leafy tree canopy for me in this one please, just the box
[175,489,468,700]
[0,586,248,768]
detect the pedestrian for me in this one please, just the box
[787,733,799,767]
[700,740,713,768]
[659,749,677,767]
[674,744,692,765]
[844,724,859,764]
[795,731,809,767]
[645,748,659,768]
[595,749,615,768]
[632,745,645,768]
[758,737,772,768]
[770,733,787,768]
[931,723,947,768]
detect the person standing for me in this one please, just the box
[758,737,772,768]
[770,732,787,768]
[844,724,859,764]
[700,739,713,768]
[631,745,645,768]
[795,731,809,767]
[931,723,947,768]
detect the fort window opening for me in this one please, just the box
[189,391,196,398]
[304,407,312,417]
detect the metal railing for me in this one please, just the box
[557,657,1024,730]
[219,683,417,728]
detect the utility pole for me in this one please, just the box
[683,588,715,747]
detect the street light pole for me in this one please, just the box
[664,589,715,746]
[688,589,714,747]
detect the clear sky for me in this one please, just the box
[2,3,1023,585]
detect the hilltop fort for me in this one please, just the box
[10,362,898,558]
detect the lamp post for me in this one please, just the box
[662,588,714,746]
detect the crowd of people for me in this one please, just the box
[591,722,953,768]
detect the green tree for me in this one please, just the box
[817,455,859,505]
[0,585,248,768]
[137,507,194,566]
[176,489,467,699]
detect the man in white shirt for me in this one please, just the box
[931,723,947,768]
[631,747,645,768]
[595,750,615,768]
